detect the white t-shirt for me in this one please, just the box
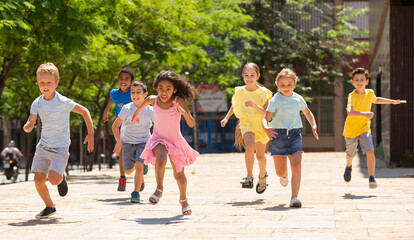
[118,103,154,144]
[1,147,22,157]
[266,92,307,130]
[30,91,77,148]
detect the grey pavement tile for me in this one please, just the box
[260,208,334,216]
[361,213,414,221]
[357,204,414,210]
[79,220,160,230]
[247,220,335,229]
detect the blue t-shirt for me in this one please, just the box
[30,92,77,148]
[266,92,307,130]
[110,88,132,117]
[118,103,154,144]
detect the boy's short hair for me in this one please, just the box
[118,68,135,81]
[351,67,369,80]
[131,81,147,93]
[275,68,298,85]
[37,63,59,82]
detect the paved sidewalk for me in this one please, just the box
[1,152,414,240]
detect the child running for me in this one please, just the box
[103,68,146,191]
[112,81,153,203]
[23,63,94,219]
[262,68,319,208]
[221,62,272,194]
[132,70,198,215]
[342,67,406,188]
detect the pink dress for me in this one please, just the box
[140,97,199,172]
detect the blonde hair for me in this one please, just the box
[234,121,245,151]
[37,63,59,82]
[275,68,298,85]
[242,62,260,76]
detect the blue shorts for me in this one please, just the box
[270,129,304,156]
[122,142,146,171]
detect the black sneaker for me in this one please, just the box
[57,175,68,197]
[369,176,377,189]
[343,166,352,182]
[35,206,56,219]
[140,180,145,192]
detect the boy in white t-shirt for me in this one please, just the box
[112,81,153,202]
[23,63,94,219]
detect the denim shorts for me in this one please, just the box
[270,129,303,156]
[122,142,146,171]
[344,131,374,158]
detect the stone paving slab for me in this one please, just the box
[1,152,414,239]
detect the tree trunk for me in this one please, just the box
[0,54,20,97]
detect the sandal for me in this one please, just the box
[149,188,163,204]
[179,198,192,215]
[256,171,268,194]
[240,176,254,188]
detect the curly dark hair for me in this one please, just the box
[118,68,135,81]
[153,70,196,102]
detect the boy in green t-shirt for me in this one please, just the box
[343,67,406,188]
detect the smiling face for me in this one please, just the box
[243,67,260,89]
[156,80,176,103]
[130,85,147,105]
[351,73,369,94]
[37,73,59,100]
[118,72,133,92]
[276,76,296,97]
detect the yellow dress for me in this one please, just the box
[232,86,273,144]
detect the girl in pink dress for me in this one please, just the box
[132,70,198,215]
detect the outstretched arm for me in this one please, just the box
[72,104,95,152]
[23,114,38,133]
[174,97,195,128]
[245,100,269,116]
[111,117,123,155]
[221,106,234,127]
[374,97,407,105]
[132,96,155,124]
[302,108,319,140]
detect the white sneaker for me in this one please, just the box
[289,197,302,208]
[280,174,288,187]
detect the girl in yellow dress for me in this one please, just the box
[221,62,272,194]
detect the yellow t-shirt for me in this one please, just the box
[232,86,272,119]
[343,89,376,138]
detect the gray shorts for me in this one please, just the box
[344,132,375,158]
[122,142,146,171]
[31,144,69,176]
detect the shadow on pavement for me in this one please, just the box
[95,197,134,205]
[8,218,80,226]
[262,204,289,211]
[124,215,188,225]
[342,193,376,200]
[227,199,264,206]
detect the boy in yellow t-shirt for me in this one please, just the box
[343,67,406,188]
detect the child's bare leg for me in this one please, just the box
[243,132,256,178]
[119,151,125,176]
[346,154,353,167]
[366,151,375,176]
[133,162,144,192]
[273,156,288,178]
[288,152,302,198]
[34,172,54,207]
[152,144,168,197]
[255,142,267,185]
[170,160,191,214]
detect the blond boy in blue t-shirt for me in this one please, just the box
[343,67,406,188]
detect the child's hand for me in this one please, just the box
[118,103,124,109]
[264,127,277,140]
[84,134,94,153]
[131,111,141,124]
[23,123,36,133]
[103,112,109,122]
[366,112,374,119]
[113,142,122,155]
[220,118,228,127]
[173,99,185,115]
[312,126,319,140]
[393,99,407,104]
[245,101,256,108]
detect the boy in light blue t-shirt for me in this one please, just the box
[262,68,318,208]
[112,81,153,203]
[23,63,94,219]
